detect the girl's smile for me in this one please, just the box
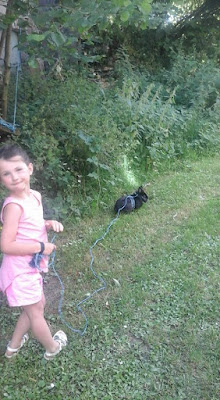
[0,156,33,197]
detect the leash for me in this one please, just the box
[30,196,131,335]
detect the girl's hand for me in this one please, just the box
[43,242,56,255]
[45,220,64,232]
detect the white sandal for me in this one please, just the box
[44,330,67,361]
[5,333,29,359]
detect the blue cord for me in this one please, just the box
[50,199,128,336]
[30,197,131,335]
[13,63,21,129]
[13,29,22,131]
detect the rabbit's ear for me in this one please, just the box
[138,186,143,192]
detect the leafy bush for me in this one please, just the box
[15,71,125,216]
[159,49,220,109]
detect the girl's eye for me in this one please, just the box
[3,172,10,176]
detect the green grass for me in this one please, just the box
[0,154,219,399]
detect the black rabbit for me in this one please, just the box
[114,186,148,213]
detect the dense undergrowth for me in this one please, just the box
[5,50,220,218]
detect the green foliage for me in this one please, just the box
[1,0,219,72]
[10,48,219,217]
[12,0,153,68]
[111,50,220,162]
[15,70,124,216]
[160,49,220,108]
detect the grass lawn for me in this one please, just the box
[0,154,219,399]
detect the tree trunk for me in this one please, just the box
[1,0,13,120]
[0,29,6,60]
[2,23,12,119]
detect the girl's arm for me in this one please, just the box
[45,220,64,232]
[1,203,55,256]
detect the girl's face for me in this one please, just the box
[0,156,33,197]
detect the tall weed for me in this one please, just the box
[113,51,220,162]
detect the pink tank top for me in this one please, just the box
[0,189,48,293]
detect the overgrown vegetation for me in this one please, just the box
[8,48,219,217]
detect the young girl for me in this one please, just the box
[0,143,67,360]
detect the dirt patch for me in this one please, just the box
[126,331,150,359]
[43,274,61,315]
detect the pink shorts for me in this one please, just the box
[5,273,43,307]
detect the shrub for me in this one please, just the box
[15,71,126,216]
